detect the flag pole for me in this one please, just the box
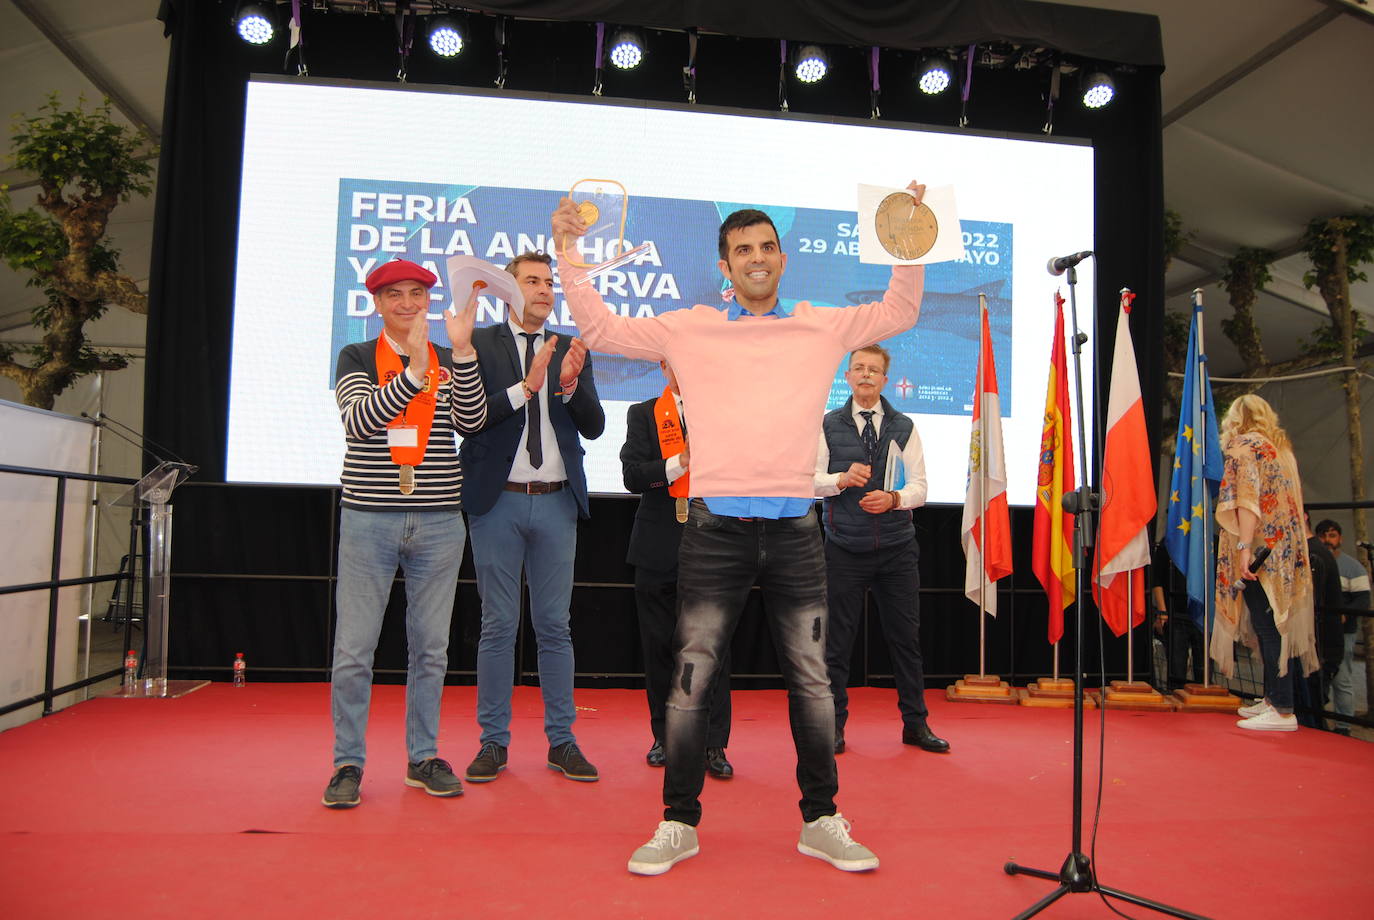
[978,291,989,679]
[1193,288,1215,689]
[1126,579,1134,683]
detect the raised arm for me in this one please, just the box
[552,197,674,361]
[825,181,929,350]
[445,281,488,435]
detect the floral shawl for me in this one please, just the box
[1211,431,1317,678]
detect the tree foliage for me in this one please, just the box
[0,94,152,408]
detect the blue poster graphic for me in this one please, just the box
[331,179,1013,416]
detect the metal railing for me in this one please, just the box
[0,462,139,719]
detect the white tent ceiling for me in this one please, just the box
[1,0,1372,377]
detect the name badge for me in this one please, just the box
[388,425,419,448]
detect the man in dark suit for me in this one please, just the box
[459,251,605,784]
[621,361,733,779]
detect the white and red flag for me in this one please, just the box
[1092,291,1156,636]
[962,298,1013,613]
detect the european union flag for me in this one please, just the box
[1165,299,1223,624]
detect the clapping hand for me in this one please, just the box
[560,337,588,389]
[525,334,558,393]
[406,310,431,378]
[446,282,482,360]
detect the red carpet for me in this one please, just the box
[1,684,1369,919]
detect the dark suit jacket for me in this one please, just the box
[620,395,685,576]
[460,322,605,518]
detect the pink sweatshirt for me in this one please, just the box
[561,262,924,498]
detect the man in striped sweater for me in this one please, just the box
[323,259,516,808]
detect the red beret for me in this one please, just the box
[365,259,438,293]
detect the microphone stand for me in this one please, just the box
[1002,263,1210,920]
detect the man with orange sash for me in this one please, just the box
[323,258,492,809]
[621,361,733,778]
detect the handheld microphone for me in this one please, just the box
[1248,546,1272,574]
[1046,250,1093,276]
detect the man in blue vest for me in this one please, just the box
[814,345,948,755]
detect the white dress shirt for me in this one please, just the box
[813,400,928,509]
[503,320,569,483]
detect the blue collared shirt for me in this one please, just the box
[705,296,811,520]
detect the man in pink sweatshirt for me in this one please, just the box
[552,184,926,875]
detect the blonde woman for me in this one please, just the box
[1213,394,1318,731]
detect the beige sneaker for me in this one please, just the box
[628,820,699,876]
[797,813,879,871]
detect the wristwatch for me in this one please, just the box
[1236,541,1249,550]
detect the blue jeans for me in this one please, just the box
[1330,631,1357,717]
[1245,580,1294,713]
[469,488,578,748]
[332,508,466,768]
[664,500,837,826]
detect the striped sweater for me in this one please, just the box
[334,340,487,510]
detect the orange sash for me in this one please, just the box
[375,335,439,467]
[653,386,689,498]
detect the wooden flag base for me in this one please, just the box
[1171,682,1241,712]
[1099,679,1175,711]
[1017,677,1096,709]
[946,674,1017,704]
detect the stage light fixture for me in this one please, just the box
[1082,70,1116,109]
[794,44,828,84]
[917,56,951,95]
[608,29,644,70]
[428,15,463,57]
[234,2,275,45]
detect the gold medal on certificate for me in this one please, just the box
[398,464,416,495]
[874,192,939,261]
[676,496,689,524]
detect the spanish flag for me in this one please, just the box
[1032,294,1075,644]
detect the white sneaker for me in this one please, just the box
[628,820,699,876]
[1237,698,1273,719]
[797,813,879,871]
[1237,709,1298,732]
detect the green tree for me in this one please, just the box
[0,95,153,408]
[1300,211,1374,713]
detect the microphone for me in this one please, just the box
[1046,250,1094,276]
[1248,546,1272,574]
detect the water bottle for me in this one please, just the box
[123,650,138,692]
[232,652,247,687]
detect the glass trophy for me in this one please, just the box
[563,178,656,284]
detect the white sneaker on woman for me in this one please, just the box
[1237,698,1273,719]
[1237,709,1298,732]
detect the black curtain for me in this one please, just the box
[148,0,1165,685]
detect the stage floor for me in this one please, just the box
[1,684,1369,919]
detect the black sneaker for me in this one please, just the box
[464,742,508,783]
[322,764,362,808]
[405,757,464,797]
[547,741,599,782]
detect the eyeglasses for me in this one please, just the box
[848,364,887,377]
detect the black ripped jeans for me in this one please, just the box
[663,500,837,826]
